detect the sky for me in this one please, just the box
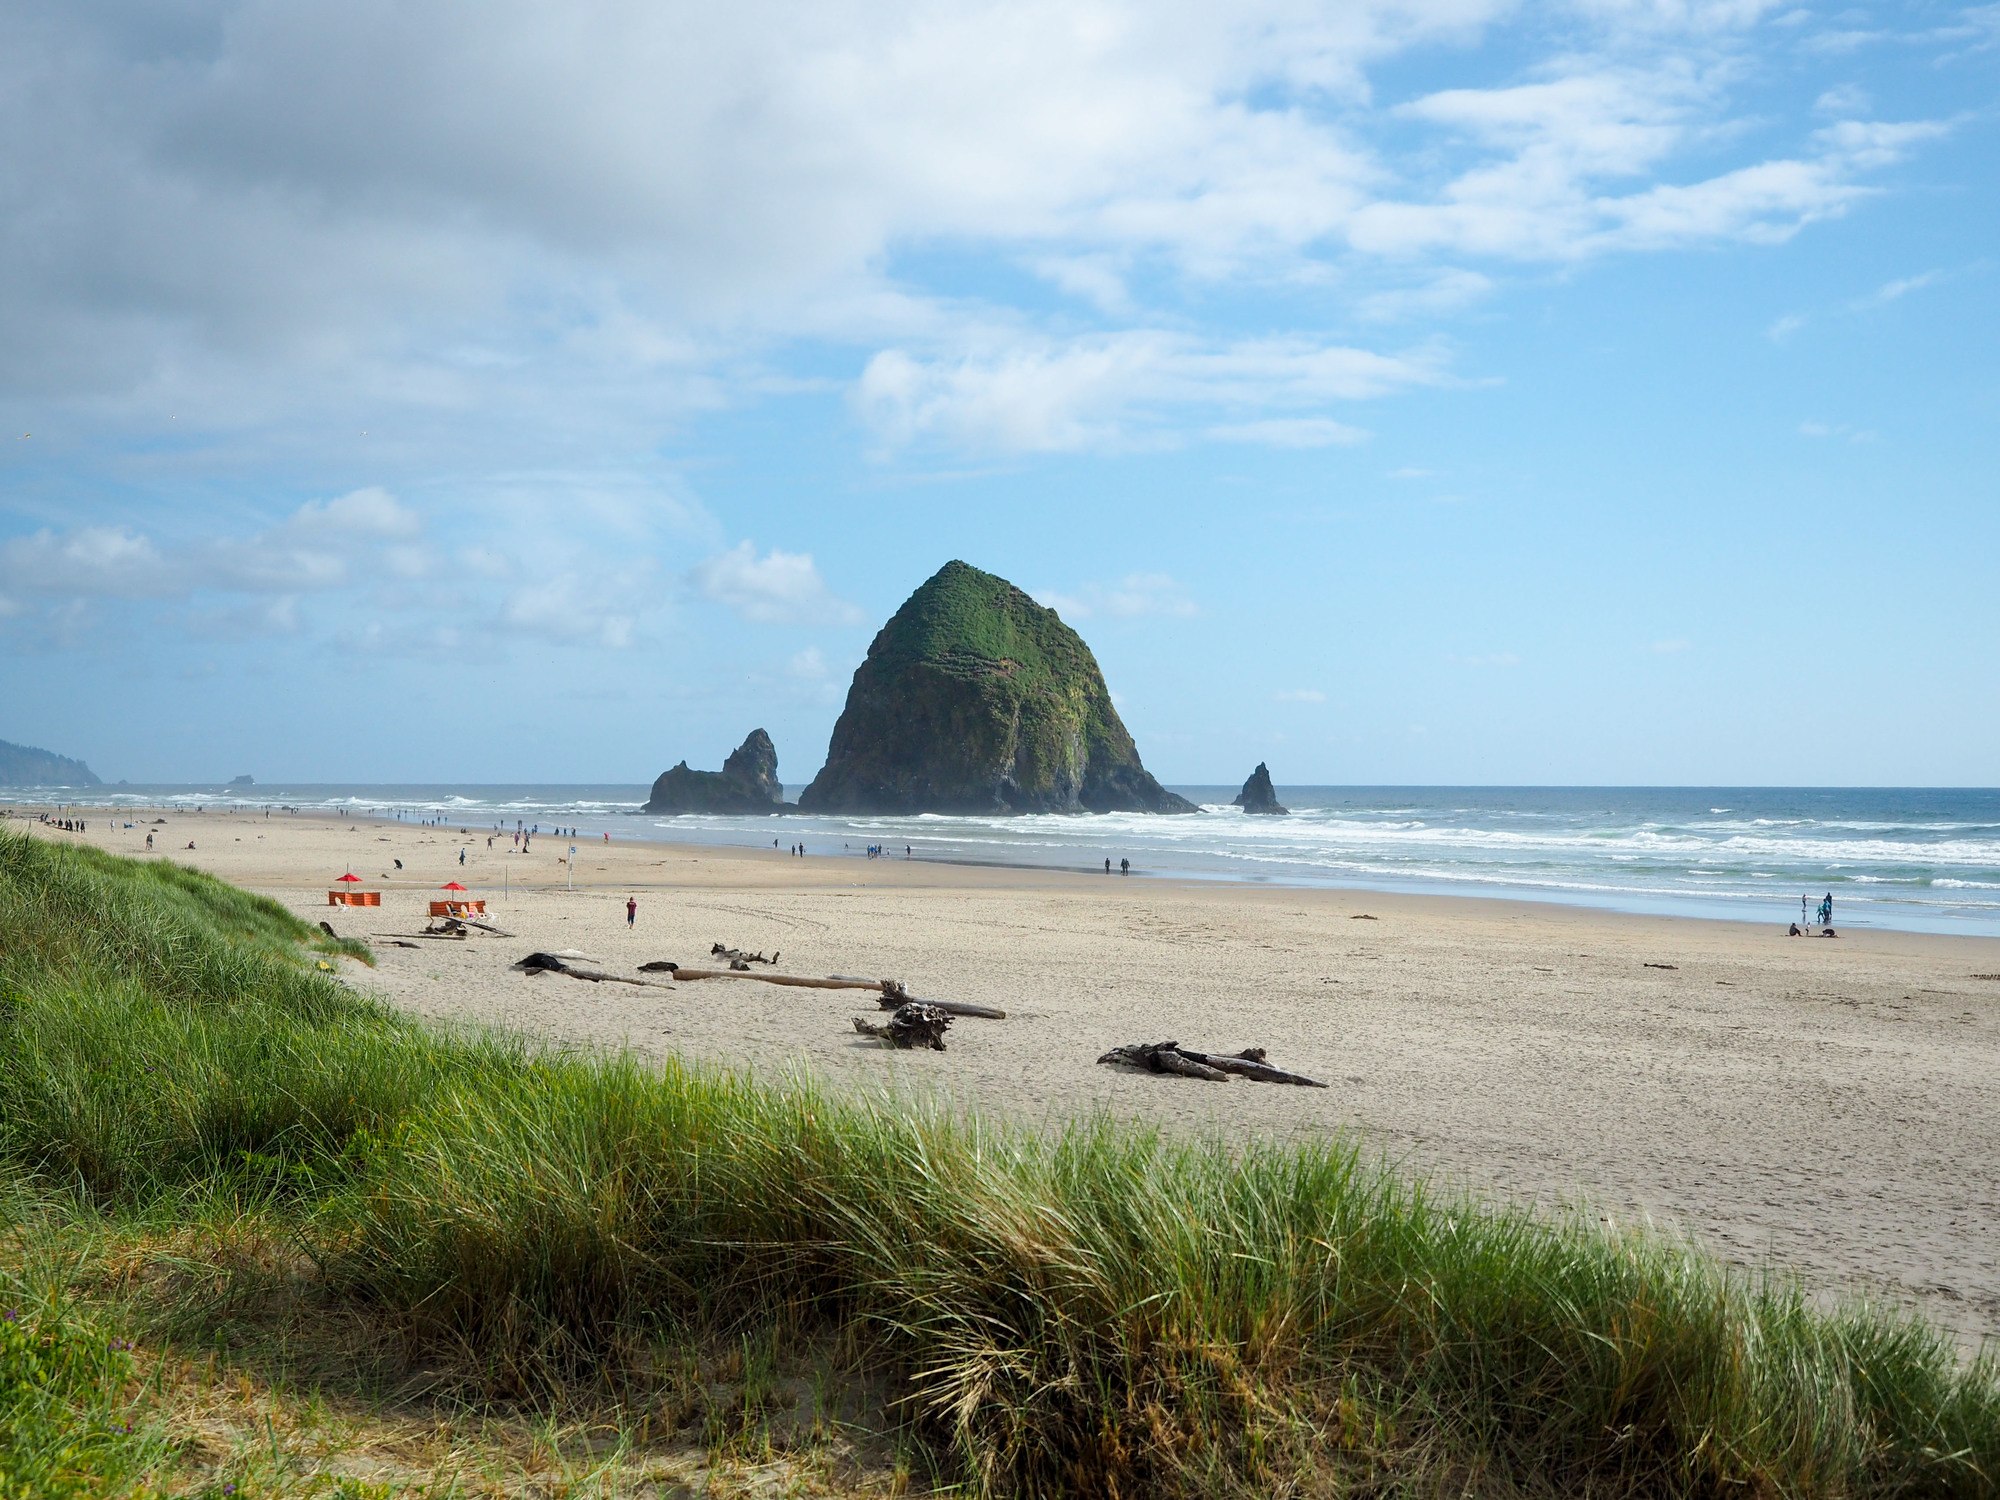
[1,0,1994,788]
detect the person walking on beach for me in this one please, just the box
[1120,857,1130,875]
[1802,894,1812,928]
[458,847,466,867]
[1822,892,1833,927]
[625,896,637,928]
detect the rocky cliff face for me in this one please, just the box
[643,729,785,814]
[1232,762,1288,815]
[0,738,100,787]
[799,561,1194,816]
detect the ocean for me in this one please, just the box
[12,783,2000,937]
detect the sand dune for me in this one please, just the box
[22,805,2000,1351]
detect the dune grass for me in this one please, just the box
[1,826,1995,1496]
[0,1257,163,1499]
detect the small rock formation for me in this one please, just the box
[1231,762,1287,815]
[0,737,100,787]
[643,729,785,814]
[228,774,255,788]
[799,561,1195,816]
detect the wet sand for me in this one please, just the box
[21,805,2000,1350]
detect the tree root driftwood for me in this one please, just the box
[711,943,780,965]
[853,1002,952,1050]
[1096,1041,1328,1087]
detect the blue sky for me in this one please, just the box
[2,1,1994,787]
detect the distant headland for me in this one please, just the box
[0,737,101,788]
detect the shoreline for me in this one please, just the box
[15,807,2000,1353]
[10,792,1996,940]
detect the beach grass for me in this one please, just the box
[1,826,1995,1496]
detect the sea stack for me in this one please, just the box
[1232,762,1288,815]
[799,561,1194,816]
[643,729,785,814]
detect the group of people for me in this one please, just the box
[861,843,911,859]
[1789,891,1836,936]
[38,813,87,833]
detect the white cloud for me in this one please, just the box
[1030,255,1135,316]
[858,332,1441,454]
[1813,84,1871,115]
[1273,687,1328,703]
[1037,573,1198,620]
[788,646,832,681]
[1206,417,1370,448]
[287,487,422,539]
[1852,269,1943,308]
[1356,269,1496,322]
[1766,312,1807,341]
[693,542,863,625]
[500,574,638,649]
[0,527,171,600]
[0,0,1942,464]
[1798,419,1876,442]
[1650,637,1691,653]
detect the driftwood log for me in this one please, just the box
[642,966,883,990]
[711,943,780,964]
[513,952,676,989]
[833,975,1007,1020]
[853,1002,952,1050]
[1097,1041,1328,1088]
[631,964,1005,1019]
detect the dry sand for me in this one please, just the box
[20,806,2000,1351]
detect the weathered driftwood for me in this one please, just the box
[650,966,886,990]
[833,975,1007,1020]
[513,952,675,989]
[853,1002,952,1051]
[872,991,1007,1020]
[1096,1041,1328,1088]
[711,943,781,964]
[633,964,1005,1019]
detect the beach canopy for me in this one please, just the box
[441,881,468,891]
[335,872,363,883]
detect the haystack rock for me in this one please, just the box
[1232,762,1288,815]
[799,561,1195,816]
[643,729,784,814]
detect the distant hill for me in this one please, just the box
[0,738,102,787]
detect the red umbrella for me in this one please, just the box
[335,872,363,884]
[441,881,468,892]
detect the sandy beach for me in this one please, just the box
[19,805,2000,1351]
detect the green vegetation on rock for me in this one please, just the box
[800,561,1194,814]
